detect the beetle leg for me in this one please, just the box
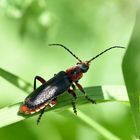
[34,76,46,90]
[72,83,76,91]
[37,107,46,125]
[49,98,57,107]
[37,98,57,125]
[68,88,77,100]
[75,82,96,104]
[68,88,77,115]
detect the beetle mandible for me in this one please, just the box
[20,44,125,124]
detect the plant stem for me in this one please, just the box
[76,109,121,140]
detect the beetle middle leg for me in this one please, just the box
[75,82,96,104]
[34,76,46,90]
[37,98,57,125]
[68,88,77,115]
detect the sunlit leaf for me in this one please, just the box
[0,85,128,128]
[122,7,140,139]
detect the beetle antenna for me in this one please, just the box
[87,46,125,64]
[37,107,46,125]
[49,44,82,62]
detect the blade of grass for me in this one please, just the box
[75,109,121,140]
[122,7,140,139]
[0,85,128,128]
[0,68,32,93]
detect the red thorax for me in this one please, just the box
[65,66,83,82]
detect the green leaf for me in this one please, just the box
[122,7,140,139]
[0,67,32,93]
[0,85,128,128]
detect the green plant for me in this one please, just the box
[0,0,137,140]
[123,7,140,139]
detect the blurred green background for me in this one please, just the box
[0,0,137,139]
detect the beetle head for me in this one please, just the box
[76,61,89,73]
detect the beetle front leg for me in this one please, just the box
[34,76,46,90]
[72,83,76,91]
[75,82,96,104]
[68,88,77,115]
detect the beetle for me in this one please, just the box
[20,44,125,124]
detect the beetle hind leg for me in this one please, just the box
[37,107,46,125]
[34,76,46,90]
